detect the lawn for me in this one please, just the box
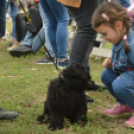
[0,19,133,134]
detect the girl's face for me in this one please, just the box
[95,22,123,45]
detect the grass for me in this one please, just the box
[0,19,133,134]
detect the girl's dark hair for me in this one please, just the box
[92,1,131,52]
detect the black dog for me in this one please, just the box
[37,63,91,130]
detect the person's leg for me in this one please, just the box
[0,0,6,38]
[9,31,35,57]
[40,0,69,60]
[101,69,121,102]
[0,1,19,120]
[21,31,36,47]
[39,3,55,58]
[67,0,100,68]
[31,27,45,53]
[39,0,57,58]
[102,69,134,116]
[8,2,18,39]
[9,28,45,57]
[112,75,134,127]
[112,74,134,110]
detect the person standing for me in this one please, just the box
[39,0,69,69]
[0,0,19,120]
[57,0,106,92]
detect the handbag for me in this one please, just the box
[26,7,43,33]
[57,0,82,8]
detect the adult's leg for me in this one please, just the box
[40,0,69,60]
[8,2,18,39]
[0,0,6,38]
[0,1,19,119]
[39,3,55,57]
[20,31,36,47]
[31,27,45,53]
[67,0,100,68]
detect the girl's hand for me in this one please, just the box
[102,57,112,69]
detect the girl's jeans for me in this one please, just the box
[8,2,18,39]
[39,0,69,60]
[101,69,134,110]
[0,0,6,38]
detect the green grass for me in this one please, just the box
[0,19,133,134]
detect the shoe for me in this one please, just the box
[125,114,134,128]
[87,80,106,91]
[58,59,69,69]
[0,107,19,120]
[103,103,134,116]
[36,56,55,64]
[85,95,94,102]
[9,45,32,57]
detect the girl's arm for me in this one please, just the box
[102,57,112,69]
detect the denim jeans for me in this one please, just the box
[101,69,134,110]
[121,0,130,7]
[8,2,18,39]
[20,28,45,54]
[114,0,130,7]
[39,3,55,57]
[39,0,69,60]
[67,0,100,71]
[0,0,6,38]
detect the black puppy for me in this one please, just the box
[37,63,91,130]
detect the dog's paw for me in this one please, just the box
[37,115,45,122]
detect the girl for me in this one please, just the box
[92,1,134,128]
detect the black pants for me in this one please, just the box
[67,0,100,71]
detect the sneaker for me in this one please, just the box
[58,59,69,69]
[36,56,55,64]
[0,107,19,120]
[87,80,106,91]
[125,114,134,128]
[103,103,134,116]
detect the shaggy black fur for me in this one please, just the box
[37,63,91,130]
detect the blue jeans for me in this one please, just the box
[39,3,55,57]
[0,0,6,38]
[40,0,69,60]
[121,0,130,7]
[20,5,55,57]
[8,2,18,39]
[101,69,134,110]
[20,28,45,54]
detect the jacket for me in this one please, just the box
[111,29,134,78]
[57,0,82,8]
